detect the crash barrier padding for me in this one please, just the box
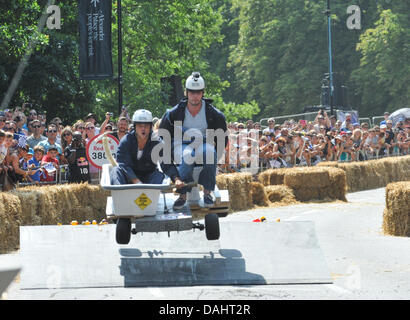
[0,183,109,254]
[382,181,410,237]
[216,172,253,212]
[317,155,410,192]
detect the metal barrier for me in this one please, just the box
[260,111,319,127]
[372,116,385,126]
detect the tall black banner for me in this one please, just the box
[79,0,113,80]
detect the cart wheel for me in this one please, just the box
[205,213,220,240]
[116,218,131,245]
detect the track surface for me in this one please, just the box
[2,187,410,300]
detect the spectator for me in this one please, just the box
[27,145,45,183]
[112,116,129,142]
[329,114,337,129]
[0,111,6,130]
[380,112,390,126]
[84,113,102,134]
[9,144,30,182]
[4,109,13,121]
[41,145,60,182]
[73,120,86,139]
[37,124,62,155]
[61,126,73,152]
[64,131,90,183]
[26,119,47,149]
[84,121,99,180]
[26,109,38,134]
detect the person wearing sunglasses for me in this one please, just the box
[26,119,47,149]
[37,124,62,157]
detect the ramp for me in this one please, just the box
[19,221,332,289]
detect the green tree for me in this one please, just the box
[352,7,410,115]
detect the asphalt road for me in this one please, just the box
[2,187,410,300]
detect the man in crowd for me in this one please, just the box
[112,116,129,142]
[26,119,47,149]
[159,72,228,209]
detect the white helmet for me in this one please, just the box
[185,72,205,91]
[132,109,153,123]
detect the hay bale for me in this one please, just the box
[382,181,410,237]
[264,185,297,205]
[250,182,269,206]
[318,155,410,192]
[283,167,346,202]
[257,168,287,186]
[12,183,109,225]
[216,172,253,211]
[0,193,22,254]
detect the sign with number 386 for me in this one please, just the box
[86,134,119,169]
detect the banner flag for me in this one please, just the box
[79,0,113,80]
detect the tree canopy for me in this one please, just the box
[0,0,408,123]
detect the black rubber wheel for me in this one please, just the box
[116,218,131,245]
[205,213,220,240]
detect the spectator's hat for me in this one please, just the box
[335,135,343,140]
[384,111,390,115]
[340,131,347,136]
[28,148,34,155]
[353,122,360,127]
[380,124,387,129]
[346,130,352,135]
[48,145,59,152]
[85,113,97,121]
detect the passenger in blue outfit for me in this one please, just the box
[110,109,184,189]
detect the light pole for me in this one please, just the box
[325,0,334,116]
[117,0,123,116]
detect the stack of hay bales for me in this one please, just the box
[0,193,22,253]
[216,172,253,211]
[283,167,346,202]
[0,183,110,253]
[382,181,410,237]
[10,183,109,225]
[318,155,410,192]
[264,185,298,206]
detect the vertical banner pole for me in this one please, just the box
[326,0,334,116]
[117,0,123,116]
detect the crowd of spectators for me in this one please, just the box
[0,102,409,188]
[0,102,132,187]
[220,110,410,173]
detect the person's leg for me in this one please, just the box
[140,170,165,184]
[198,143,217,207]
[177,144,196,195]
[110,166,129,185]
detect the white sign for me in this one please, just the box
[86,134,119,169]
